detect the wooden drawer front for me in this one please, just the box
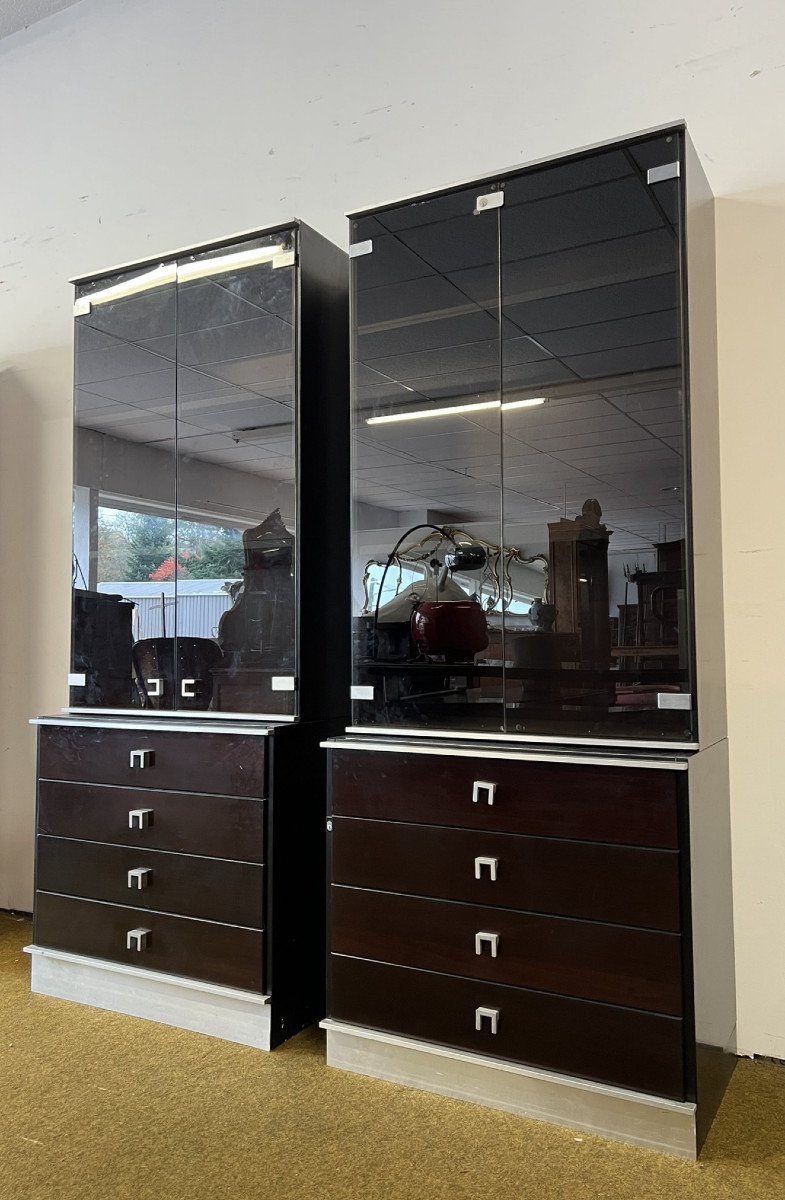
[332,818,680,931]
[39,726,265,797]
[331,751,678,848]
[35,892,264,992]
[330,956,685,1100]
[38,781,264,863]
[332,888,682,1015]
[38,837,263,928]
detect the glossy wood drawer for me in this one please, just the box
[37,837,264,928]
[331,817,680,931]
[35,892,264,992]
[330,956,685,1100]
[331,751,678,848]
[38,781,264,862]
[39,726,265,797]
[332,887,682,1015]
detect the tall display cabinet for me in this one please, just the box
[322,126,735,1156]
[28,222,349,1050]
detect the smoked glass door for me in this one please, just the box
[498,131,694,740]
[173,231,298,715]
[349,184,505,731]
[71,261,178,711]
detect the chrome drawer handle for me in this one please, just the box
[126,927,151,952]
[146,678,163,698]
[127,867,152,890]
[129,749,155,770]
[475,1006,499,1034]
[181,678,197,699]
[472,780,496,806]
[128,808,154,831]
[475,932,499,958]
[474,856,498,881]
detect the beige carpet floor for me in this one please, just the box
[1,911,784,1200]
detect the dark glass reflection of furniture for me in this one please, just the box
[71,590,134,708]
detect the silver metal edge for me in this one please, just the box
[344,726,698,752]
[31,716,275,736]
[320,739,690,770]
[66,706,296,722]
[25,945,271,1004]
[346,120,686,218]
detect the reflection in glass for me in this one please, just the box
[70,230,298,715]
[350,133,694,741]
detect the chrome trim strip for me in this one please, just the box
[32,716,275,736]
[344,726,697,752]
[322,1021,698,1159]
[322,738,690,770]
[67,706,296,722]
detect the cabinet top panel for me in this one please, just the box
[71,221,303,287]
[347,124,689,219]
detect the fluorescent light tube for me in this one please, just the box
[365,396,546,425]
[177,245,285,282]
[76,245,285,310]
[79,263,177,308]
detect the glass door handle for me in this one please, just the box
[146,678,163,698]
[181,679,197,699]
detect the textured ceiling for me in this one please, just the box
[0,0,82,40]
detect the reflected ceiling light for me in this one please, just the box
[75,246,287,312]
[365,396,547,425]
[77,263,177,309]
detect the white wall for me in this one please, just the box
[1,0,784,1055]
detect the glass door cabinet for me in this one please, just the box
[70,223,347,721]
[349,129,696,743]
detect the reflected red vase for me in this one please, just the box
[411,601,489,663]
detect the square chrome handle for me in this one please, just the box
[128,808,153,831]
[129,749,155,770]
[475,1006,499,1034]
[475,932,500,958]
[474,856,498,882]
[127,867,152,890]
[472,781,496,806]
[181,678,197,699]
[126,927,151,952]
[145,678,163,698]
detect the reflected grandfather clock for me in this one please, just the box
[548,499,611,660]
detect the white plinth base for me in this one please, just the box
[27,946,272,1049]
[322,1020,698,1159]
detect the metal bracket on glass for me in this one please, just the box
[647,161,680,185]
[68,672,86,688]
[474,191,504,214]
[351,685,374,701]
[475,932,500,958]
[128,808,154,831]
[272,250,296,269]
[126,928,151,952]
[474,856,498,882]
[181,679,197,699]
[349,240,373,258]
[146,678,163,698]
[656,692,692,710]
[475,1006,500,1034]
[472,780,496,806]
[129,749,155,770]
[127,867,152,890]
[73,297,91,316]
[271,676,297,692]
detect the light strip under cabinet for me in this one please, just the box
[74,245,288,314]
[365,396,547,426]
